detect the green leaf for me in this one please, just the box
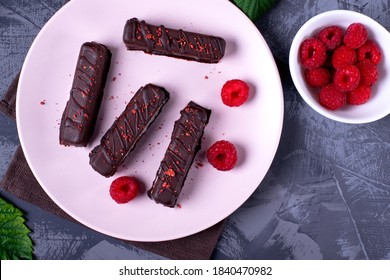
[231,0,278,21]
[0,197,33,260]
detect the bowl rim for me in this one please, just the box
[289,9,390,124]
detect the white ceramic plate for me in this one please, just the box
[16,0,283,241]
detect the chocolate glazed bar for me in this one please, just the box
[89,84,170,177]
[123,18,226,63]
[59,42,111,147]
[148,101,211,207]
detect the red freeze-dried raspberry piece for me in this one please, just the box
[319,84,346,110]
[356,60,378,86]
[206,140,237,171]
[357,39,382,65]
[299,38,327,69]
[221,79,249,107]
[317,25,343,50]
[333,65,361,91]
[343,23,368,49]
[109,176,139,204]
[305,67,330,88]
[346,84,371,105]
[331,45,357,69]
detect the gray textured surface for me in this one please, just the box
[1,0,390,260]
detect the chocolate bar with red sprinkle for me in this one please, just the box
[89,84,170,177]
[148,101,211,207]
[60,42,111,147]
[123,18,226,63]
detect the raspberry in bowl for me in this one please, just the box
[289,10,390,124]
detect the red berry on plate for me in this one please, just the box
[319,84,346,110]
[331,45,357,69]
[317,25,343,50]
[221,79,249,107]
[346,84,371,105]
[357,39,382,65]
[109,176,139,204]
[305,67,330,88]
[299,38,327,69]
[343,23,368,49]
[206,140,237,171]
[333,65,361,91]
[356,60,378,86]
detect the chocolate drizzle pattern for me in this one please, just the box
[60,42,111,147]
[89,84,170,177]
[148,101,211,207]
[123,18,226,63]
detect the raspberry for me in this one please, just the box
[299,38,327,69]
[319,84,346,110]
[346,84,371,105]
[221,79,249,107]
[356,60,378,86]
[206,140,237,171]
[109,176,139,204]
[343,23,368,49]
[331,45,357,69]
[357,39,382,65]
[317,25,343,50]
[333,65,361,91]
[304,67,330,88]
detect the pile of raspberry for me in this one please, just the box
[299,23,381,110]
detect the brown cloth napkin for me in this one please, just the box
[0,1,225,260]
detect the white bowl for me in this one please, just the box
[289,10,390,124]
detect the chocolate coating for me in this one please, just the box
[148,101,211,207]
[59,42,111,147]
[123,18,226,63]
[89,84,170,177]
